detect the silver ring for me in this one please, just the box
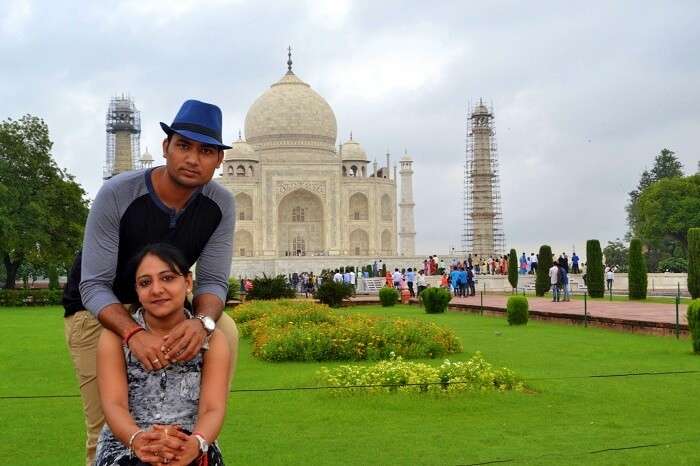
[152,359,160,364]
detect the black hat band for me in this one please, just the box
[170,122,222,143]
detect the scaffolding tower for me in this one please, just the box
[104,95,141,180]
[461,100,506,258]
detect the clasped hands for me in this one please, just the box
[132,425,201,466]
[129,319,207,371]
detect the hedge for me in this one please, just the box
[687,300,700,354]
[688,228,700,299]
[506,296,529,325]
[628,238,647,300]
[586,240,605,298]
[0,289,63,307]
[420,287,451,313]
[535,245,552,297]
[508,248,518,290]
[379,287,399,307]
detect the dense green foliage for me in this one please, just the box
[0,289,63,306]
[657,257,688,273]
[506,296,529,325]
[508,249,518,290]
[227,277,240,301]
[586,240,605,298]
[6,305,700,465]
[687,300,700,353]
[420,287,451,314]
[318,352,523,394]
[0,115,89,289]
[535,245,552,296]
[603,239,629,272]
[231,300,462,361]
[688,229,700,299]
[379,286,399,307]
[246,275,296,300]
[628,239,647,300]
[314,280,354,308]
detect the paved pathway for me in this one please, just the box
[349,294,688,325]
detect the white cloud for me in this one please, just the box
[305,0,351,29]
[0,0,32,39]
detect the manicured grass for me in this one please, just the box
[2,304,700,465]
[497,290,691,304]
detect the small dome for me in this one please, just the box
[341,138,367,161]
[224,135,258,161]
[473,104,490,116]
[400,153,412,162]
[141,148,153,162]
[244,71,337,153]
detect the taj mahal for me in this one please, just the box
[216,54,418,276]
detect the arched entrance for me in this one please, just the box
[277,189,324,256]
[349,229,369,256]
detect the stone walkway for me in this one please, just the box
[348,294,688,333]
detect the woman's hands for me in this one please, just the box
[131,425,201,465]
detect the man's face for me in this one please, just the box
[162,133,223,188]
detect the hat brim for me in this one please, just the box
[160,122,232,150]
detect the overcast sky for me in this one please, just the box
[2,0,699,257]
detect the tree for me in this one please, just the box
[0,115,89,289]
[688,228,700,299]
[507,248,518,291]
[628,238,647,300]
[586,240,605,298]
[603,239,629,272]
[535,245,552,297]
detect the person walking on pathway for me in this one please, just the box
[571,252,580,274]
[530,253,538,275]
[549,261,560,302]
[606,267,614,291]
[406,267,416,297]
[416,269,428,296]
[558,263,570,301]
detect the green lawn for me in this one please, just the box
[1,304,699,465]
[497,290,691,304]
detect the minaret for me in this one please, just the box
[399,151,416,256]
[105,95,141,180]
[463,100,505,257]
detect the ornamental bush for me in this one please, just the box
[314,280,354,308]
[535,245,553,297]
[246,274,296,300]
[688,228,700,299]
[0,289,63,307]
[227,276,240,302]
[628,238,647,300]
[379,286,399,307]
[687,300,700,353]
[420,287,451,314]
[231,300,463,361]
[508,248,518,290]
[317,352,524,394]
[586,240,605,298]
[506,296,529,325]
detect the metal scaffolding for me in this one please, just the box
[104,95,141,180]
[461,100,506,258]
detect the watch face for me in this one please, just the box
[203,316,216,332]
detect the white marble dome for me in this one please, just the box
[244,71,337,152]
[340,138,367,161]
[224,135,258,161]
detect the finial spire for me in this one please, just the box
[349,131,353,141]
[238,130,242,140]
[287,45,293,72]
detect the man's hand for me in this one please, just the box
[128,331,169,371]
[162,319,207,363]
[132,429,181,464]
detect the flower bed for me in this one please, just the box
[317,352,524,394]
[230,300,462,362]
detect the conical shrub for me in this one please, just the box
[628,238,647,300]
[508,249,518,291]
[688,228,700,299]
[586,240,605,298]
[535,245,553,297]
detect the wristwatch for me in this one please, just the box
[195,314,216,335]
[193,433,209,455]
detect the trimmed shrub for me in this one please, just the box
[506,296,529,325]
[687,300,700,353]
[0,289,63,307]
[586,240,605,298]
[420,287,451,314]
[379,286,399,307]
[247,274,296,300]
[508,248,518,290]
[317,352,524,394]
[689,228,700,299]
[227,276,240,301]
[231,300,463,361]
[314,280,354,308]
[628,238,647,300]
[657,257,688,273]
[535,245,552,297]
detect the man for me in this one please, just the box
[549,261,560,302]
[392,268,402,289]
[406,267,416,297]
[558,263,570,301]
[62,100,239,466]
[571,252,580,274]
[333,269,343,283]
[530,253,538,274]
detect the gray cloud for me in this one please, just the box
[2,0,698,257]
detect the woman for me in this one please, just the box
[95,243,230,466]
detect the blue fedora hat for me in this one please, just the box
[160,99,232,149]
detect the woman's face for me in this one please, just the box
[134,253,192,317]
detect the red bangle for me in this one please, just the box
[123,327,145,346]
